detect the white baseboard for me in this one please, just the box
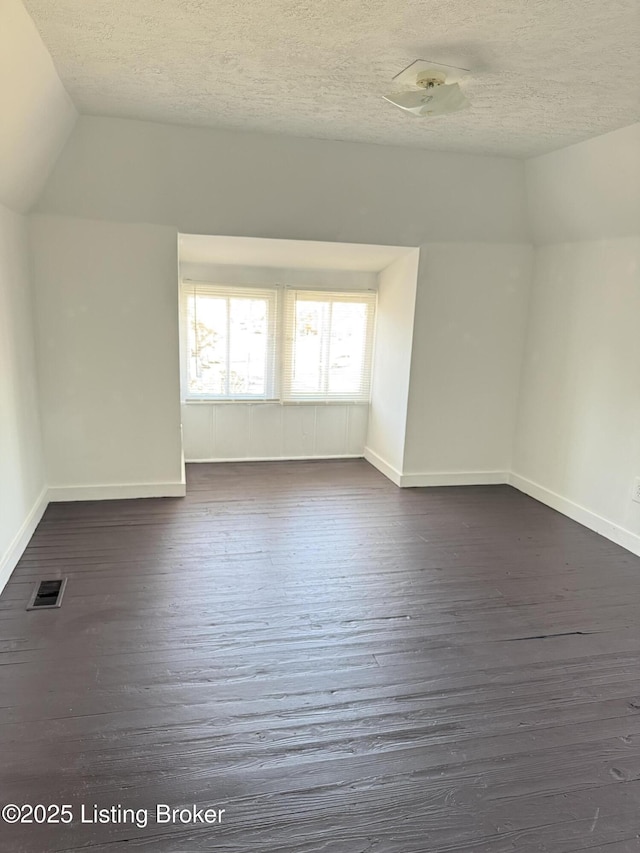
[364,450,507,488]
[186,454,363,463]
[509,472,640,558]
[363,447,402,486]
[0,487,49,597]
[48,482,187,502]
[401,470,509,487]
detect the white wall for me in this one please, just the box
[514,123,640,554]
[403,243,533,483]
[180,262,378,290]
[35,116,529,244]
[0,0,77,589]
[0,204,47,586]
[365,249,420,480]
[29,114,528,492]
[526,124,640,245]
[30,215,184,499]
[0,0,76,213]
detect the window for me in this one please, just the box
[182,284,277,399]
[282,290,376,403]
[181,282,376,403]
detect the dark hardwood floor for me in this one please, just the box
[2,460,640,852]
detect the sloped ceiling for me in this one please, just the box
[0,0,76,213]
[21,0,640,158]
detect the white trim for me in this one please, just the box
[281,288,377,405]
[180,428,186,488]
[48,482,187,502]
[186,454,363,463]
[364,451,507,488]
[363,447,403,486]
[0,487,49,597]
[181,282,279,402]
[401,470,509,487]
[181,399,370,407]
[509,472,640,558]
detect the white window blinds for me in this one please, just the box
[182,283,278,399]
[281,289,377,403]
[181,282,377,403]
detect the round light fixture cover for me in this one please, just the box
[383,82,470,116]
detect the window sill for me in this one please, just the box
[182,399,370,407]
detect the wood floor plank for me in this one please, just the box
[2,459,640,852]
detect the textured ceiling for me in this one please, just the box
[23,0,640,158]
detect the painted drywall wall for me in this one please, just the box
[30,215,184,498]
[513,239,640,549]
[403,243,533,483]
[0,0,76,587]
[181,262,378,291]
[30,113,530,491]
[514,124,640,554]
[526,123,640,245]
[35,115,529,244]
[0,203,47,585]
[365,249,420,479]
[0,0,76,212]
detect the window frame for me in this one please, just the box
[180,281,377,405]
[281,288,377,404]
[180,282,279,402]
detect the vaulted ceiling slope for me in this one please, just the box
[0,0,76,213]
[22,0,640,158]
[526,122,640,244]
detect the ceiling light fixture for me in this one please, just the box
[383,59,471,117]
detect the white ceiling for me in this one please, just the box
[23,0,640,158]
[179,234,411,272]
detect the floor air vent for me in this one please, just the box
[27,579,67,610]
